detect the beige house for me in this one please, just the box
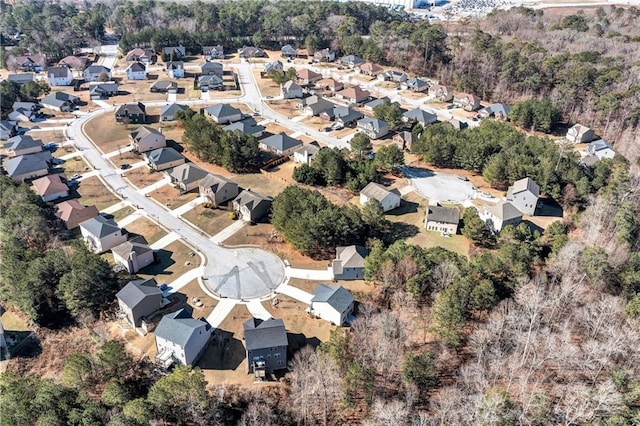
[130,126,166,153]
[55,199,99,230]
[359,182,401,212]
[425,205,460,235]
[198,174,239,207]
[112,239,155,273]
[32,174,69,202]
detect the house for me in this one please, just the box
[31,174,69,202]
[448,118,468,130]
[223,118,265,137]
[115,103,146,124]
[243,318,288,375]
[587,139,615,160]
[126,62,147,80]
[203,45,224,60]
[163,46,186,61]
[357,117,389,139]
[144,147,185,171]
[150,80,178,93]
[364,97,399,111]
[429,84,454,102]
[402,108,437,127]
[404,77,429,92]
[0,121,18,140]
[281,44,297,58]
[259,133,303,156]
[506,177,540,216]
[112,239,155,274]
[6,135,42,157]
[315,77,343,92]
[155,309,212,367]
[454,93,481,111]
[335,86,371,105]
[358,62,383,76]
[166,61,185,79]
[293,142,321,165]
[55,199,100,230]
[3,154,50,182]
[299,96,334,116]
[89,82,119,99]
[198,74,224,91]
[360,182,401,212]
[566,124,595,144]
[233,190,272,222]
[47,65,73,86]
[481,201,522,233]
[8,104,36,122]
[308,284,355,326]
[313,48,336,63]
[57,55,90,71]
[297,68,322,85]
[166,163,209,193]
[7,73,34,86]
[40,92,80,112]
[339,55,365,68]
[203,104,242,124]
[15,54,46,72]
[160,103,189,122]
[282,81,304,99]
[79,215,128,253]
[321,106,363,127]
[83,65,111,82]
[199,174,239,207]
[332,245,367,280]
[200,61,223,76]
[393,131,418,151]
[425,205,460,235]
[378,70,408,84]
[478,103,510,120]
[116,278,162,328]
[125,48,155,63]
[238,46,267,59]
[130,126,166,153]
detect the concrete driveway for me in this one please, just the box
[404,167,475,203]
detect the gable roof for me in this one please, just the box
[403,108,436,124]
[56,199,99,223]
[293,141,321,157]
[85,65,111,75]
[167,163,208,184]
[281,44,297,55]
[3,154,49,177]
[58,55,90,70]
[7,73,34,84]
[155,309,210,347]
[161,103,188,117]
[198,74,224,86]
[312,284,354,313]
[234,190,272,210]
[282,80,303,94]
[264,60,283,73]
[8,134,42,151]
[199,173,237,192]
[589,139,614,152]
[359,62,383,73]
[112,239,153,260]
[126,48,154,60]
[32,174,68,196]
[406,77,428,89]
[333,106,363,123]
[340,55,365,65]
[151,80,178,91]
[90,82,118,95]
[336,245,368,268]
[486,201,522,221]
[204,104,241,119]
[358,117,388,132]
[509,177,540,197]
[243,318,287,351]
[260,132,302,152]
[223,118,265,135]
[48,66,71,78]
[201,61,223,71]
[337,86,370,102]
[364,97,392,110]
[41,92,79,108]
[427,205,460,225]
[130,126,163,142]
[395,131,418,144]
[116,278,160,309]
[115,102,146,116]
[127,62,146,72]
[301,96,334,113]
[297,68,321,81]
[15,54,46,67]
[80,215,121,237]
[146,147,184,165]
[166,61,184,70]
[480,103,510,118]
[360,182,398,201]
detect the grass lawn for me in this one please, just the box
[110,206,136,222]
[138,240,200,285]
[231,173,287,199]
[76,176,121,211]
[252,69,282,97]
[181,206,235,237]
[123,216,167,245]
[58,156,91,176]
[1,311,30,332]
[123,167,164,189]
[109,150,142,168]
[84,114,133,154]
[148,184,199,209]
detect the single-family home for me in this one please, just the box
[315,77,343,92]
[0,121,19,140]
[448,118,468,130]
[378,70,408,84]
[79,215,128,253]
[144,147,185,171]
[200,61,223,76]
[259,133,303,156]
[358,62,383,76]
[238,46,267,59]
[31,174,69,202]
[293,142,321,165]
[481,201,522,233]
[243,317,288,375]
[364,97,399,112]
[57,55,90,72]
[360,182,401,212]
[299,96,334,116]
[339,55,365,68]
[160,103,189,122]
[166,163,209,193]
[199,174,239,207]
[264,60,284,74]
[116,278,162,328]
[322,106,363,127]
[425,205,460,235]
[308,284,355,326]
[162,46,186,61]
[203,45,224,60]
[393,131,418,151]
[83,65,111,82]
[404,77,429,92]
[402,108,437,127]
[281,81,304,99]
[7,73,34,86]
[8,103,37,122]
[47,65,74,86]
[198,74,224,91]
[130,126,166,153]
[587,139,615,160]
[478,103,510,120]
[166,61,185,79]
[89,82,119,99]
[3,154,50,182]
[233,190,272,222]
[566,124,595,144]
[506,177,540,216]
[357,117,389,139]
[126,62,147,80]
[281,44,297,58]
[6,135,42,157]
[55,199,100,230]
[40,92,80,112]
[15,54,46,72]
[454,93,481,111]
[125,48,155,63]
[155,309,212,367]
[335,86,371,105]
[112,239,155,274]
[429,84,454,102]
[313,48,336,63]
[150,80,178,93]
[297,68,322,85]
[203,104,242,124]
[223,118,265,137]
[115,103,146,124]
[332,245,368,280]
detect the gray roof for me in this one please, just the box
[8,134,42,151]
[264,60,283,73]
[7,73,34,83]
[146,147,184,166]
[480,103,510,118]
[199,74,224,86]
[41,92,79,108]
[340,55,365,65]
[204,104,241,119]
[223,118,265,135]
[113,240,153,259]
[281,44,297,55]
[406,77,428,89]
[364,97,391,109]
[243,318,288,351]
[336,245,368,268]
[80,215,121,237]
[85,65,110,75]
[130,125,162,142]
[115,102,146,116]
[155,309,210,347]
[3,154,49,176]
[426,205,460,225]
[151,80,178,91]
[358,117,388,132]
[167,163,208,184]
[116,278,160,309]
[48,66,70,78]
[487,201,522,221]
[312,284,354,313]
[90,82,118,94]
[396,131,417,143]
[580,155,600,166]
[360,182,399,201]
[201,61,223,71]
[0,120,17,133]
[128,62,146,72]
[199,173,237,191]
[589,139,614,152]
[333,106,363,123]
[166,61,184,70]
[260,133,302,152]
[161,103,188,117]
[509,177,540,197]
[234,189,272,210]
[293,142,321,156]
[282,80,302,94]
[403,108,437,124]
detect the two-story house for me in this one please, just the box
[79,215,128,253]
[243,317,288,375]
[506,177,540,216]
[130,126,166,153]
[155,309,212,367]
[116,278,163,329]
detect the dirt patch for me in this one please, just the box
[76,176,121,210]
[123,216,168,245]
[174,279,217,320]
[84,114,134,154]
[106,320,156,362]
[253,69,283,98]
[231,173,287,199]
[401,90,429,100]
[263,121,292,136]
[123,167,165,189]
[147,184,199,209]
[138,240,200,285]
[109,150,141,168]
[27,129,68,145]
[181,206,235,237]
[264,295,332,347]
[57,156,92,175]
[268,99,301,119]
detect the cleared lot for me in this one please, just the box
[404,166,475,203]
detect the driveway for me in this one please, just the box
[404,167,475,203]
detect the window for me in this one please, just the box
[274,353,281,358]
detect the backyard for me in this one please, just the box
[181,206,235,237]
[122,216,168,245]
[75,176,121,210]
[137,240,200,285]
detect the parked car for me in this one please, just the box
[159,284,169,291]
[70,173,82,180]
[120,164,130,170]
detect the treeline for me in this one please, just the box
[0,79,50,115]
[0,176,119,327]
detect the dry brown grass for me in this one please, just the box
[123,216,168,245]
[253,69,282,97]
[122,166,164,189]
[263,121,292,136]
[84,114,133,154]
[268,100,300,118]
[58,156,91,175]
[181,206,235,237]
[230,173,287,199]
[175,279,217,319]
[76,176,121,210]
[147,184,198,209]
[137,240,200,285]
[109,150,141,168]
[110,206,136,222]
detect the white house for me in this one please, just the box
[308,284,355,326]
[506,177,540,216]
[425,205,460,235]
[130,126,166,153]
[112,239,155,274]
[359,182,401,212]
[481,201,522,233]
[47,65,74,86]
[282,81,304,99]
[155,309,212,367]
[566,124,594,144]
[79,215,128,253]
[126,62,147,80]
[587,139,615,160]
[357,117,389,139]
[166,61,185,79]
[83,65,112,82]
[293,142,321,165]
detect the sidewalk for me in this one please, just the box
[287,267,334,281]
[150,232,181,250]
[276,282,313,305]
[210,220,247,244]
[206,298,237,328]
[246,299,272,320]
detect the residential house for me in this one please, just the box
[478,103,510,120]
[223,118,265,137]
[454,93,481,111]
[263,60,283,75]
[481,201,522,233]
[425,205,460,235]
[297,68,322,85]
[243,318,288,375]
[15,54,46,72]
[448,118,468,130]
[115,103,146,124]
[31,174,69,202]
[298,96,334,116]
[359,182,401,212]
[47,65,73,86]
[112,239,155,274]
[160,103,189,122]
[587,139,615,160]
[358,62,383,76]
[79,215,128,253]
[40,92,80,112]
[566,124,595,144]
[281,44,297,58]
[0,121,18,140]
[198,74,224,91]
[126,62,147,80]
[378,70,408,84]
[3,153,50,182]
[233,190,272,222]
[163,46,186,61]
[315,77,343,92]
[6,135,42,157]
[404,77,429,92]
[332,245,368,280]
[321,106,363,127]
[429,84,454,102]
[339,55,365,68]
[83,65,111,82]
[357,117,389,139]
[402,108,437,127]
[166,163,209,193]
[199,174,239,207]
[7,73,34,86]
[203,45,224,60]
[155,309,212,367]
[238,46,267,59]
[364,97,399,111]
[130,126,166,153]
[8,104,37,122]
[116,278,162,328]
[335,86,371,105]
[150,80,178,93]
[313,48,336,63]
[308,284,355,326]
[125,48,155,63]
[144,147,185,171]
[58,55,90,72]
[259,133,303,156]
[393,131,418,151]
[203,104,242,124]
[55,199,100,230]
[293,142,321,165]
[281,81,304,99]
[506,177,540,216]
[166,61,185,79]
[89,82,119,99]
[200,61,223,76]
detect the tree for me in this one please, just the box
[361,199,390,238]
[0,80,21,111]
[20,80,44,101]
[373,100,403,131]
[293,164,322,185]
[374,144,405,172]
[61,353,94,390]
[101,379,131,407]
[401,351,438,389]
[123,398,153,426]
[579,246,612,288]
[147,365,209,422]
[509,99,561,133]
[350,133,372,159]
[462,207,493,247]
[429,286,466,347]
[98,341,131,379]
